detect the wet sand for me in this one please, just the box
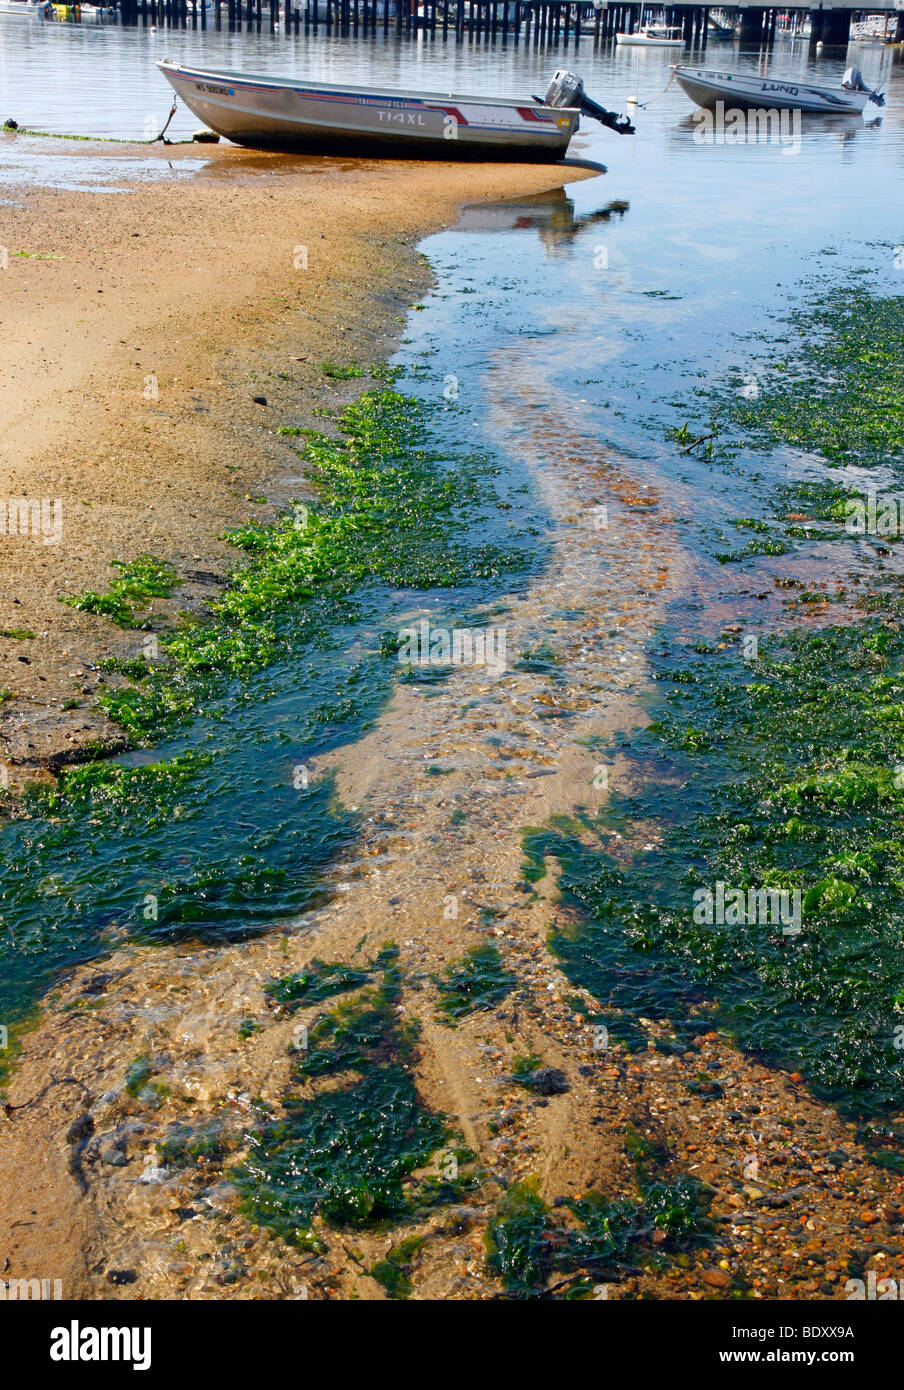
[0,135,595,783]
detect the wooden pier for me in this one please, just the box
[116,0,902,50]
[118,0,647,40]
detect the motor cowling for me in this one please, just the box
[544,71,586,109]
[543,69,635,135]
[843,66,885,105]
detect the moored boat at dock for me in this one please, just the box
[616,5,685,48]
[616,26,684,47]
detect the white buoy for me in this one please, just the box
[627,94,638,105]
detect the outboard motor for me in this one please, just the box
[543,70,635,135]
[842,66,885,106]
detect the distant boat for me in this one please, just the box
[617,6,684,47]
[617,27,684,47]
[0,0,52,16]
[157,62,635,158]
[673,63,886,114]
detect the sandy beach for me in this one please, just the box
[0,137,594,783]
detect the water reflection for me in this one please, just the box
[456,186,629,256]
[670,108,874,151]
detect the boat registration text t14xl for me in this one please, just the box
[157,62,635,159]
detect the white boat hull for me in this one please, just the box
[674,65,870,114]
[157,62,580,159]
[0,0,50,15]
[616,33,683,47]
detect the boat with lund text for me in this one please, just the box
[673,64,885,114]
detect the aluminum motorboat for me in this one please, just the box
[157,62,635,159]
[674,63,885,114]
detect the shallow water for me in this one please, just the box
[1,23,903,1101]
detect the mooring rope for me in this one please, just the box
[633,66,679,110]
[152,97,178,144]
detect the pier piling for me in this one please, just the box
[116,0,873,62]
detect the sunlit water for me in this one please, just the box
[1,20,902,1044]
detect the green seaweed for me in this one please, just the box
[370,362,404,385]
[0,390,523,1025]
[65,554,178,629]
[76,390,526,742]
[516,642,561,673]
[0,380,539,1057]
[264,959,372,1011]
[97,656,155,681]
[321,361,364,380]
[26,751,210,829]
[125,1054,157,1098]
[157,1118,234,1168]
[711,288,904,469]
[485,1176,550,1296]
[485,1167,711,1299]
[435,942,515,1023]
[237,947,448,1239]
[527,617,904,1114]
[369,1233,425,1299]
